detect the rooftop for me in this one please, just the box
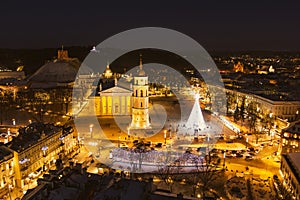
[8,122,62,152]
[0,145,13,163]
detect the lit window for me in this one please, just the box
[294,134,298,139]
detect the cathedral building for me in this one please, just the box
[96,82,132,116]
[96,56,151,129]
[95,64,132,116]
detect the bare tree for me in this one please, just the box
[156,160,182,193]
[191,157,220,198]
[185,171,200,197]
[156,164,174,192]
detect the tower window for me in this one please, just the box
[136,90,138,97]
[141,102,143,107]
[141,90,143,97]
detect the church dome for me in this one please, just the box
[138,68,146,76]
[103,63,113,78]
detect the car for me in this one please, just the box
[120,143,128,148]
[236,153,243,158]
[245,155,253,160]
[177,146,184,150]
[133,140,139,144]
[197,147,206,152]
[154,143,162,148]
[210,153,219,158]
[145,141,151,147]
[247,147,255,152]
[211,148,219,153]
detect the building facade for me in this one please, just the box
[281,153,300,200]
[0,146,14,198]
[226,88,300,122]
[281,121,300,154]
[8,123,75,188]
[96,86,132,116]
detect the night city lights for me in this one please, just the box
[0,1,300,200]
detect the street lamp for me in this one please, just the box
[12,119,15,126]
[246,137,249,150]
[223,152,226,169]
[164,130,167,144]
[127,127,130,140]
[89,124,93,136]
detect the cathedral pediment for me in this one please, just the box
[99,86,132,95]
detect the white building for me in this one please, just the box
[226,88,300,122]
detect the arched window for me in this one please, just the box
[141,102,143,107]
[146,90,147,96]
[141,90,143,97]
[135,90,137,97]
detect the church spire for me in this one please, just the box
[138,54,145,76]
[139,54,143,71]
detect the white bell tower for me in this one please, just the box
[130,55,150,129]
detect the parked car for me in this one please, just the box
[245,155,253,160]
[155,143,162,148]
[120,143,128,148]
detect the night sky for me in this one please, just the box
[1,1,300,51]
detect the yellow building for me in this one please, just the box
[95,56,151,129]
[281,121,300,154]
[233,61,244,73]
[0,146,14,198]
[281,153,300,200]
[96,85,132,116]
[8,123,73,188]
